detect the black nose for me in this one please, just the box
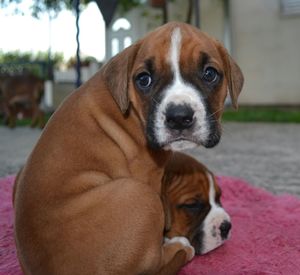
[165,104,195,130]
[220,220,231,240]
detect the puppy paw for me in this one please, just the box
[164,236,195,261]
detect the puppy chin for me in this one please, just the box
[193,236,227,255]
[201,240,226,255]
[146,128,200,151]
[164,140,198,151]
[157,133,220,151]
[146,123,221,151]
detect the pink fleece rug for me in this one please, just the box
[1,176,300,275]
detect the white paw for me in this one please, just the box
[164,236,195,260]
[164,236,190,246]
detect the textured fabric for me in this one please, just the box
[1,176,300,275]
[0,176,21,275]
[180,176,300,275]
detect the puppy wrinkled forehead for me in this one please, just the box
[135,23,221,73]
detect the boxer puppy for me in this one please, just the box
[162,153,231,256]
[14,22,243,275]
[159,153,231,274]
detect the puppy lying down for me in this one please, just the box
[162,152,231,257]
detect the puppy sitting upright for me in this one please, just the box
[14,22,243,274]
[162,153,231,256]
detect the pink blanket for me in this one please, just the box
[1,176,300,274]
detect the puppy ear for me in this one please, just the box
[216,42,244,109]
[101,43,140,113]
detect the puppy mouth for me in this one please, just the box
[192,234,228,255]
[160,136,201,150]
[159,128,221,150]
[147,127,221,151]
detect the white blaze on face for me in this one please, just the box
[153,27,209,151]
[201,172,231,254]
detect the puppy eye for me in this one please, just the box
[135,72,152,91]
[202,67,218,83]
[178,201,205,212]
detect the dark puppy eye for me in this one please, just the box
[178,201,205,213]
[135,72,152,91]
[202,67,218,83]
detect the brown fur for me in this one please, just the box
[14,22,243,275]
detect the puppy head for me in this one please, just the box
[162,153,231,255]
[102,22,244,151]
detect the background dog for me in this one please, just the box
[1,74,45,128]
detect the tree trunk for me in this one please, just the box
[74,0,81,88]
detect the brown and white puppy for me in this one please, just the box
[14,22,243,275]
[162,153,231,257]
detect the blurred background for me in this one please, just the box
[0,0,299,195]
[1,0,300,120]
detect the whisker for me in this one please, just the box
[206,107,225,120]
[151,96,160,106]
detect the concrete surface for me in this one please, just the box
[0,127,41,177]
[0,122,299,196]
[187,122,300,196]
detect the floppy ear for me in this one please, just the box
[216,42,244,109]
[101,43,140,113]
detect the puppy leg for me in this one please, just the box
[16,179,168,275]
[157,250,188,275]
[16,178,194,275]
[163,237,195,262]
[157,236,194,274]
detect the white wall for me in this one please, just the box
[106,0,300,105]
[232,0,300,105]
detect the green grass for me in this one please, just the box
[1,107,300,126]
[222,106,300,123]
[0,113,52,127]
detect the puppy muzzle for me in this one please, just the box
[193,209,232,255]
